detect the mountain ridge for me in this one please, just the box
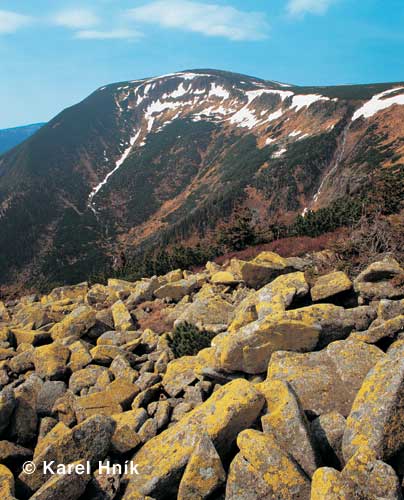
[0,122,45,155]
[0,69,403,288]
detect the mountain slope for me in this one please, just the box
[0,123,44,154]
[0,69,403,287]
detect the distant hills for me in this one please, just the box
[0,123,45,154]
[0,70,402,288]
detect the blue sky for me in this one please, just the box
[0,0,403,128]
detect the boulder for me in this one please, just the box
[162,356,203,397]
[225,429,310,500]
[174,295,234,332]
[69,365,107,394]
[0,440,32,467]
[342,446,403,500]
[267,339,385,417]
[354,257,404,300]
[343,342,404,462]
[11,329,51,347]
[154,277,200,302]
[210,271,240,286]
[45,282,88,303]
[29,460,90,500]
[311,412,346,469]
[258,379,320,477]
[111,300,134,331]
[0,389,15,435]
[75,379,139,422]
[68,340,92,372]
[0,301,10,322]
[34,422,70,459]
[111,409,147,454]
[19,415,115,494]
[311,467,350,500]
[312,447,404,500]
[311,271,352,302]
[36,381,67,417]
[231,251,297,289]
[229,271,309,333]
[33,342,70,380]
[350,315,404,344]
[50,306,96,341]
[124,379,264,498]
[11,375,43,445]
[177,433,226,500]
[0,464,15,499]
[126,277,160,307]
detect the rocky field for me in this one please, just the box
[0,250,404,499]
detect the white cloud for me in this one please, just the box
[127,0,268,41]
[287,0,335,16]
[53,8,100,29]
[75,28,141,40]
[0,10,32,34]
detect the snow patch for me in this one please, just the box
[209,83,230,100]
[273,148,287,158]
[352,87,404,121]
[291,94,330,112]
[88,130,141,211]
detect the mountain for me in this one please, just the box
[0,123,44,155]
[0,69,403,288]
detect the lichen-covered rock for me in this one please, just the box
[350,315,404,344]
[311,412,346,469]
[311,467,351,500]
[11,375,43,445]
[228,271,309,333]
[111,409,146,454]
[162,356,203,397]
[354,257,404,300]
[124,379,264,498]
[217,303,374,374]
[0,301,10,322]
[177,433,226,500]
[34,422,70,459]
[0,389,15,435]
[68,340,92,372]
[343,342,404,462]
[75,379,139,422]
[36,381,66,417]
[174,295,234,332]
[11,328,51,347]
[50,305,96,341]
[19,415,115,494]
[69,365,107,394]
[33,342,70,380]
[258,379,320,477]
[210,271,240,286]
[0,440,32,467]
[267,339,385,417]
[342,446,403,500]
[126,277,160,307]
[154,277,201,301]
[0,464,16,499]
[231,252,295,289]
[44,282,88,303]
[29,460,90,500]
[311,271,352,302]
[226,429,310,500]
[111,300,134,331]
[378,298,404,320]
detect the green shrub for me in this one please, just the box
[169,322,216,358]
